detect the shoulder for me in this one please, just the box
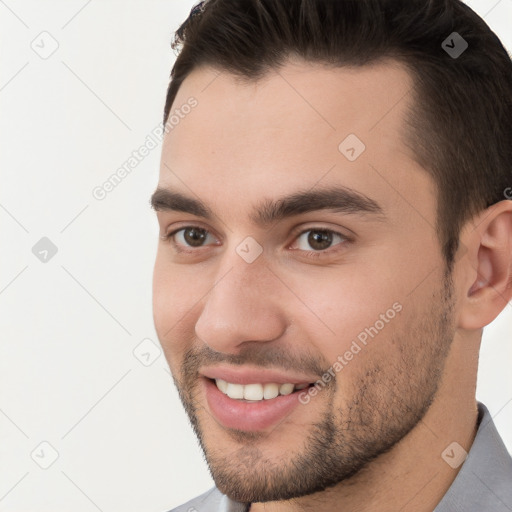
[435,402,512,511]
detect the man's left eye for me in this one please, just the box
[292,229,347,252]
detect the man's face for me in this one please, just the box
[152,60,457,502]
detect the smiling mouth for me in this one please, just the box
[211,378,314,402]
[202,376,317,431]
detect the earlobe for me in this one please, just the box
[458,201,512,330]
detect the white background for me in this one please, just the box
[0,1,511,511]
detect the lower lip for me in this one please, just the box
[203,378,306,432]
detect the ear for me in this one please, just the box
[457,200,512,330]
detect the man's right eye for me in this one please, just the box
[162,226,219,251]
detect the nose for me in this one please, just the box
[194,254,287,354]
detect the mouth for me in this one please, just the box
[200,369,318,432]
[212,378,312,402]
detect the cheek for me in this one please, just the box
[152,253,204,356]
[287,269,405,361]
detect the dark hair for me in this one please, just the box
[163,0,512,267]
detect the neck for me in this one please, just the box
[250,332,480,512]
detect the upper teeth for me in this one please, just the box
[215,379,309,401]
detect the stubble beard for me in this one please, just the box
[171,273,456,503]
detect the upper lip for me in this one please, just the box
[200,365,318,385]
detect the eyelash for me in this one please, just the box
[161,225,351,260]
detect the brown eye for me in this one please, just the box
[307,230,334,250]
[182,227,208,247]
[294,229,345,252]
[167,226,217,249]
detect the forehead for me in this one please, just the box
[158,58,434,225]
[163,58,414,147]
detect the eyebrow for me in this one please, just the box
[150,185,385,226]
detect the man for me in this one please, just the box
[151,0,512,510]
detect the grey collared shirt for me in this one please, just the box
[168,403,512,512]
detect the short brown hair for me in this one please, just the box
[163,0,512,267]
